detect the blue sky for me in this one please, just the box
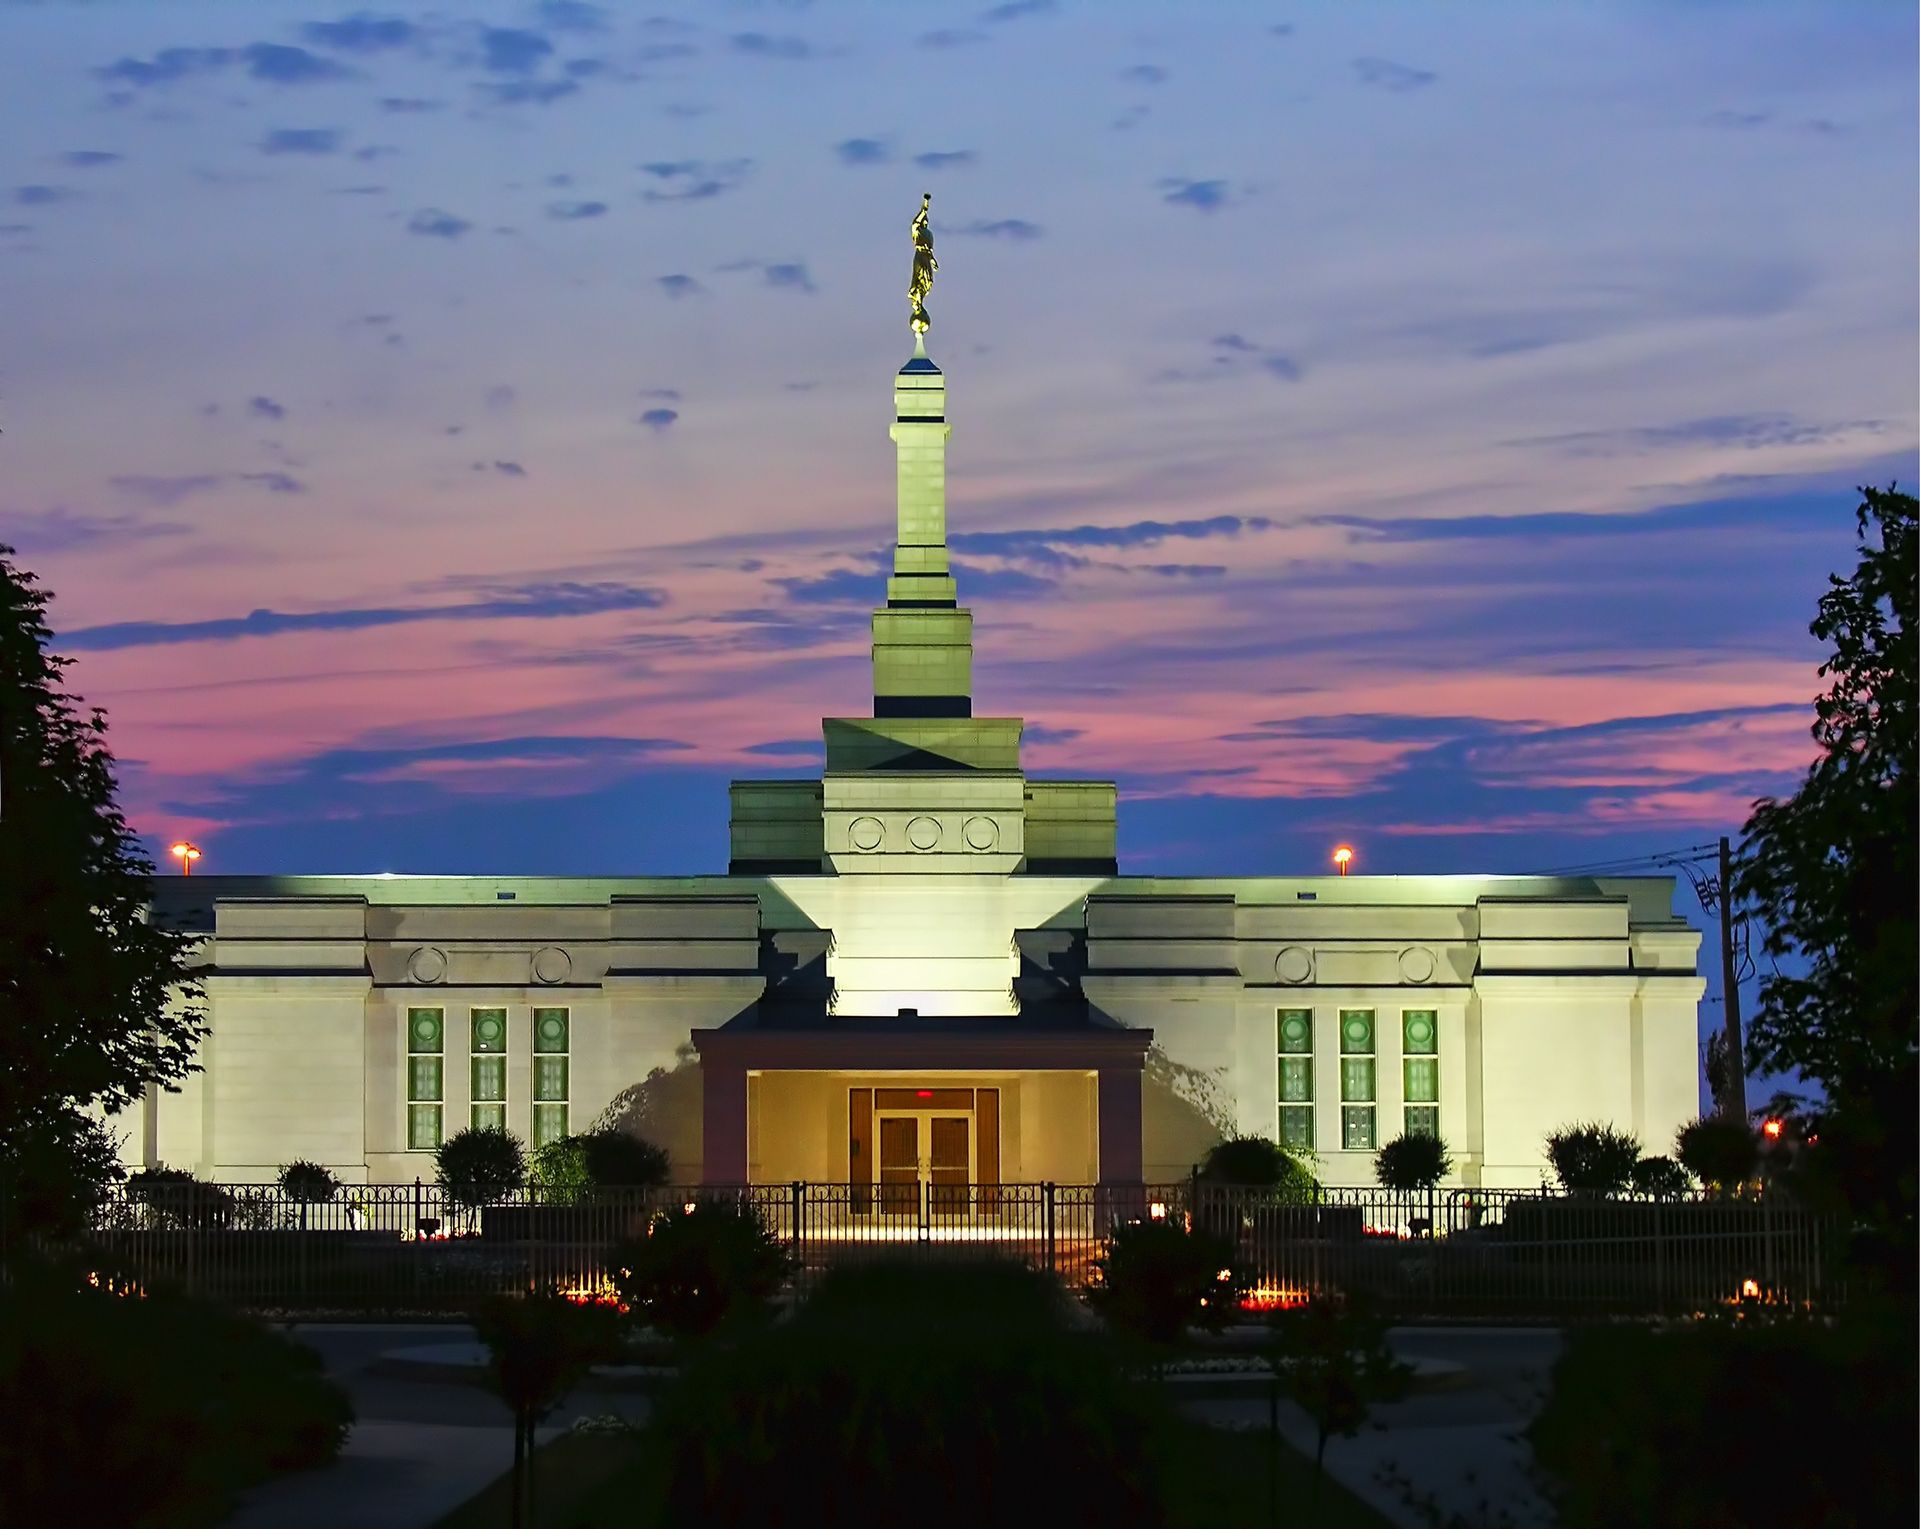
[2,1,1915,1081]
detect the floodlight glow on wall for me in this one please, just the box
[169,841,202,875]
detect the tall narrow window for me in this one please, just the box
[1403,1010,1439,1138]
[406,1007,444,1150]
[470,1008,507,1131]
[532,1007,569,1147]
[1277,1008,1314,1150]
[1339,1009,1376,1151]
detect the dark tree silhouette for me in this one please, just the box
[1738,487,1916,1271]
[1,545,204,1236]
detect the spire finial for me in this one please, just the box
[908,192,936,333]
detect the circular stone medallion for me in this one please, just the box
[1274,946,1313,984]
[531,946,571,985]
[1398,947,1437,984]
[848,816,885,852]
[962,815,999,852]
[407,946,448,984]
[906,815,941,851]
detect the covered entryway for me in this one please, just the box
[690,1020,1151,1187]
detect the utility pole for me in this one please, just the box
[1717,835,1747,1119]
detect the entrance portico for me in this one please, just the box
[691,1023,1151,1187]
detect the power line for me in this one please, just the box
[1535,841,1718,877]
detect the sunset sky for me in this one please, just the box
[3,0,1915,986]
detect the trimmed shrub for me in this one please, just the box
[1628,1154,1692,1199]
[1199,1135,1317,1202]
[1374,1131,1454,1190]
[276,1159,340,1203]
[1091,1215,1247,1344]
[610,1199,790,1337]
[1532,1314,1916,1527]
[434,1125,527,1211]
[0,1255,353,1526]
[1545,1122,1641,1195]
[530,1129,669,1201]
[127,1164,234,1229]
[657,1259,1170,1522]
[1675,1115,1759,1195]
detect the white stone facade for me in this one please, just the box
[130,868,1701,1189]
[124,334,1704,1192]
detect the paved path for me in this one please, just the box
[1178,1327,1565,1528]
[226,1325,648,1529]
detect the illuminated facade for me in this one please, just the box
[130,334,1705,1192]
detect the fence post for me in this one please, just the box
[790,1181,804,1261]
[1762,1187,1777,1293]
[1653,1197,1666,1316]
[1043,1182,1056,1274]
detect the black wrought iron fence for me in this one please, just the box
[66,1180,1836,1317]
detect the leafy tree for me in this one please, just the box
[1674,1116,1758,1196]
[530,1128,668,1202]
[1,546,204,1236]
[0,1107,124,1240]
[472,1287,623,1529]
[1628,1155,1693,1200]
[1373,1131,1453,1191]
[1544,1123,1640,1196]
[434,1125,527,1212]
[1737,487,1917,1268]
[1266,1295,1413,1526]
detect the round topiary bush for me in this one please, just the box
[1628,1154,1693,1199]
[1374,1131,1454,1190]
[276,1160,339,1203]
[1198,1135,1317,1202]
[434,1126,527,1211]
[1544,1123,1641,1196]
[1675,1116,1759,1195]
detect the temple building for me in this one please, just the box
[127,247,1705,1194]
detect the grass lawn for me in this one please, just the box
[437,1416,1390,1528]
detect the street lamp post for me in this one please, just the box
[1332,844,1354,877]
[169,841,202,875]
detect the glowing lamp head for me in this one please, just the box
[1332,844,1354,875]
[168,841,202,874]
[1762,1118,1784,1140]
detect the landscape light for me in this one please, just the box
[169,841,202,875]
[1762,1118,1784,1140]
[1332,844,1354,876]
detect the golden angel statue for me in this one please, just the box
[909,192,937,333]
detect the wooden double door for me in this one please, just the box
[876,1112,971,1213]
[849,1086,1001,1215]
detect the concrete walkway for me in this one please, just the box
[1177,1327,1564,1529]
[225,1325,649,1529]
